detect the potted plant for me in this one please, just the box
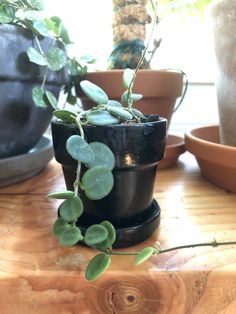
[0,0,94,159]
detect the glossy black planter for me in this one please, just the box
[51,115,167,247]
[0,24,67,158]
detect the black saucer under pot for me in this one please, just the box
[51,115,167,248]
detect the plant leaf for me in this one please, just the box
[59,226,82,246]
[32,86,47,107]
[100,221,116,246]
[45,90,58,109]
[123,68,135,89]
[66,135,94,164]
[27,47,47,66]
[85,253,111,281]
[84,224,108,246]
[47,191,74,199]
[131,108,145,119]
[86,110,119,126]
[107,100,123,108]
[107,105,133,120]
[59,196,83,222]
[45,47,67,71]
[82,166,114,200]
[25,0,44,11]
[53,110,77,124]
[80,80,108,104]
[134,247,155,265]
[88,142,115,170]
[32,19,51,36]
[53,217,68,238]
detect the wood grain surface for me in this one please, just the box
[1,154,236,314]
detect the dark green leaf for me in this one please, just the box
[59,226,82,246]
[134,247,155,265]
[82,166,114,200]
[32,86,47,107]
[86,110,119,126]
[45,47,67,71]
[45,90,58,109]
[53,110,77,123]
[123,68,135,89]
[88,142,115,170]
[47,191,74,199]
[100,221,116,246]
[66,135,94,164]
[107,105,133,120]
[53,217,68,238]
[59,196,83,222]
[85,253,111,281]
[27,47,47,66]
[84,224,108,246]
[80,80,108,104]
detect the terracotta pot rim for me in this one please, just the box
[185,125,236,166]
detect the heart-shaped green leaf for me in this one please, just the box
[82,166,114,200]
[66,135,94,164]
[80,80,108,104]
[59,196,83,222]
[53,110,77,124]
[59,226,82,246]
[53,217,68,238]
[85,253,111,281]
[45,47,67,71]
[86,110,119,126]
[47,190,74,199]
[134,247,155,265]
[84,224,108,246]
[27,47,47,66]
[123,68,135,89]
[88,142,115,170]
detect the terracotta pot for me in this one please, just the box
[76,70,184,130]
[210,0,236,146]
[185,125,236,193]
[51,115,167,248]
[0,24,67,158]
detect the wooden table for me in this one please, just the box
[1,152,236,314]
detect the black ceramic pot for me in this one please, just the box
[0,24,67,158]
[51,115,167,248]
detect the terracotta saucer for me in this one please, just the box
[159,134,186,169]
[185,125,236,193]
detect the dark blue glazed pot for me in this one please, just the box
[51,115,167,247]
[0,24,67,158]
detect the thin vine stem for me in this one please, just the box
[127,1,158,109]
[107,240,236,256]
